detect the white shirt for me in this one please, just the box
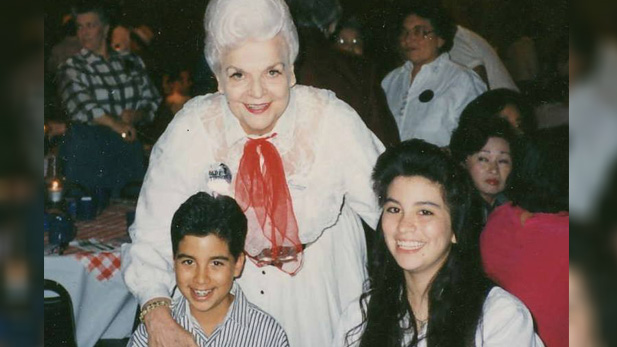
[121,85,384,347]
[381,53,486,146]
[332,287,545,347]
[450,25,519,91]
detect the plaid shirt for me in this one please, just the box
[129,283,290,347]
[58,48,161,123]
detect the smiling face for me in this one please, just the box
[399,14,444,67]
[465,137,512,205]
[174,234,245,326]
[76,12,109,56]
[381,176,455,281]
[216,35,296,136]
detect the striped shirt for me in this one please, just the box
[129,283,290,347]
[58,48,161,123]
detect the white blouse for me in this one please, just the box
[381,53,487,146]
[332,287,545,347]
[450,25,518,91]
[121,85,384,347]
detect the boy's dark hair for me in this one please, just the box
[171,192,247,259]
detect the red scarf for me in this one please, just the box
[235,134,303,275]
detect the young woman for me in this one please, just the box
[449,116,518,222]
[333,139,543,347]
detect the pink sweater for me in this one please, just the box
[480,203,569,347]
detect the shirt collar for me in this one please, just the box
[79,48,100,65]
[222,87,297,148]
[79,47,120,65]
[403,53,448,75]
[177,282,250,336]
[227,282,251,327]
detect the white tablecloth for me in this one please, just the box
[44,252,138,347]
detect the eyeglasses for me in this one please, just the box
[401,25,435,40]
[336,37,363,46]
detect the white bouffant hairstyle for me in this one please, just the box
[204,0,299,75]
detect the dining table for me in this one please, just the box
[44,200,138,347]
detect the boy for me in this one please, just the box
[129,192,290,346]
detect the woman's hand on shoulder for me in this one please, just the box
[143,300,197,347]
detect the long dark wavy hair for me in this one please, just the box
[346,139,493,347]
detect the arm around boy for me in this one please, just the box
[129,192,290,347]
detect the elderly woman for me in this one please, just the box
[121,0,383,346]
[333,140,543,347]
[449,116,517,222]
[57,2,160,194]
[381,3,486,146]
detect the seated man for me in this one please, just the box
[57,1,160,195]
[129,192,290,346]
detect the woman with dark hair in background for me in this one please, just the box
[449,116,518,222]
[480,134,568,347]
[381,3,486,146]
[458,88,537,135]
[333,139,543,347]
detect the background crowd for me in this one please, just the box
[44,0,568,141]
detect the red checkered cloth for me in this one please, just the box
[72,203,134,281]
[74,252,122,281]
[71,203,134,246]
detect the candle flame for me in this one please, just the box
[51,180,60,189]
